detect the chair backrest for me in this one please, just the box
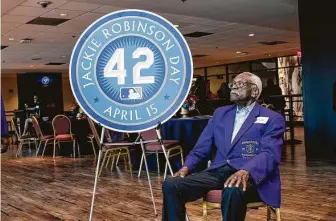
[141,129,158,140]
[31,116,43,139]
[11,118,21,139]
[104,128,113,142]
[88,118,101,147]
[52,115,71,135]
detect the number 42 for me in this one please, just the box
[103,47,155,85]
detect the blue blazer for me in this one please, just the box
[185,102,285,207]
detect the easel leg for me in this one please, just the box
[139,136,157,216]
[89,149,102,221]
[89,128,105,221]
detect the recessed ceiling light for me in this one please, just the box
[236,51,241,54]
[9,37,15,41]
[174,24,180,28]
[60,13,67,17]
[249,33,255,37]
[29,65,34,68]
[61,55,66,58]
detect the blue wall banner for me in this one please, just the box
[70,10,193,132]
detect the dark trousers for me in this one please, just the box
[162,165,261,221]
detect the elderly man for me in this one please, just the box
[162,72,285,221]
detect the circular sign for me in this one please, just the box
[41,76,50,85]
[70,10,193,132]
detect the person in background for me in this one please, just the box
[22,95,42,135]
[70,100,80,117]
[217,82,230,100]
[206,80,217,99]
[1,96,9,153]
[162,72,285,221]
[261,79,285,114]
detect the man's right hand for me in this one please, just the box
[174,166,189,178]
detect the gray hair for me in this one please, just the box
[237,72,263,99]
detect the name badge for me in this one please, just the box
[255,117,269,124]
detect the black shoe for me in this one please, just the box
[1,138,9,153]
[1,145,8,153]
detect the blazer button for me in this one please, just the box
[226,159,231,163]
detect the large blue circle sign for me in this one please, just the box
[70,10,193,132]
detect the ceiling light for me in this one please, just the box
[61,55,66,58]
[236,51,241,54]
[249,33,255,37]
[60,13,67,17]
[174,24,180,28]
[29,65,34,68]
[9,37,15,41]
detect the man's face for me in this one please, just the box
[229,75,256,103]
[33,96,38,102]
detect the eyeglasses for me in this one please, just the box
[228,81,255,89]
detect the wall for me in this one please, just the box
[1,73,75,112]
[1,74,18,111]
[207,65,226,95]
[62,73,75,111]
[299,0,336,160]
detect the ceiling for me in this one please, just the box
[1,0,300,73]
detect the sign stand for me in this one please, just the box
[89,122,189,220]
[89,127,105,221]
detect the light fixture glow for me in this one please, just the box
[9,37,15,41]
[29,65,34,67]
[236,51,241,54]
[249,33,255,37]
[60,13,68,17]
[174,24,180,28]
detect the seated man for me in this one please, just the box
[22,95,42,135]
[162,72,285,221]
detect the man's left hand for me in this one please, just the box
[224,170,249,191]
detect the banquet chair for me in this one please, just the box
[103,130,133,169]
[11,118,38,158]
[202,189,281,221]
[87,134,97,158]
[7,120,16,145]
[52,115,79,158]
[138,129,184,180]
[87,118,133,177]
[31,116,54,157]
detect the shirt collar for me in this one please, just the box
[236,102,256,114]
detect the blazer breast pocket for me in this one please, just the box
[245,124,265,138]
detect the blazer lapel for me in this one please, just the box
[230,102,261,148]
[224,106,236,151]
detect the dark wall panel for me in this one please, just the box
[299,0,336,160]
[17,73,64,118]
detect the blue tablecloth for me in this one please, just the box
[147,116,211,171]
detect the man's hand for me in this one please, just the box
[174,166,189,178]
[224,170,249,191]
